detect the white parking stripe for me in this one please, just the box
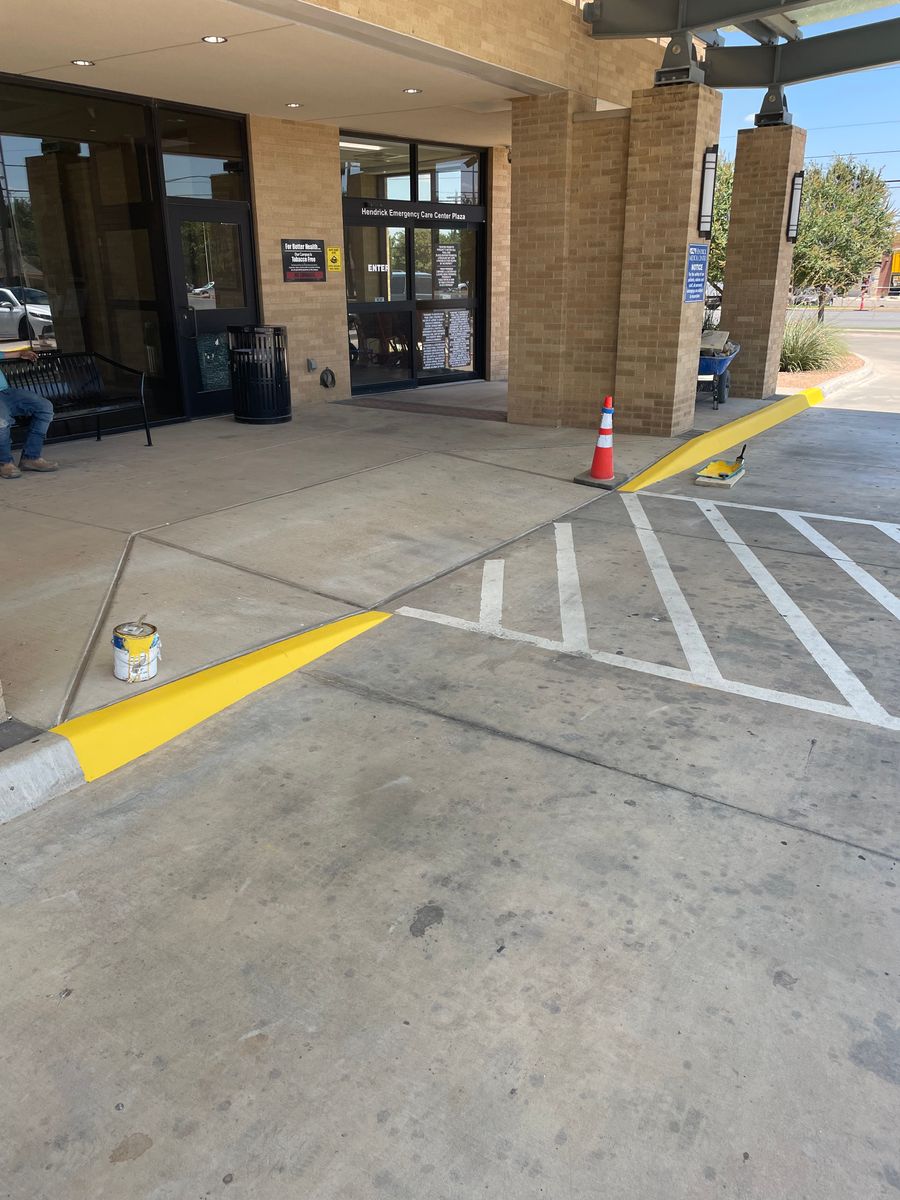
[654,492,900,534]
[621,494,722,683]
[479,560,505,632]
[396,605,896,728]
[780,512,900,623]
[697,500,892,725]
[553,523,590,652]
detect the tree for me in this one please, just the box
[791,157,896,321]
[707,156,733,296]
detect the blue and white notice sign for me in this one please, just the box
[684,242,709,303]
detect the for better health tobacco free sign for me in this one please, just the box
[282,239,326,283]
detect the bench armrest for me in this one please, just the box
[91,352,146,401]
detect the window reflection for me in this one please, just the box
[0,83,171,414]
[348,310,412,386]
[340,138,411,201]
[160,108,245,201]
[417,144,480,204]
[345,226,408,302]
[180,221,245,309]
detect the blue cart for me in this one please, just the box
[697,342,740,410]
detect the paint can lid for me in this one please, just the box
[114,620,157,637]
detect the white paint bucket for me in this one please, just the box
[112,620,161,683]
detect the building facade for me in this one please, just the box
[0,0,803,438]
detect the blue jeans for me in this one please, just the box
[0,387,54,463]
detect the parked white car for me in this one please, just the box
[0,286,54,341]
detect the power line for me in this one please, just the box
[721,118,900,140]
[805,149,900,158]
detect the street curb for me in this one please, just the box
[619,386,825,494]
[0,732,85,824]
[816,358,874,399]
[1,611,390,823]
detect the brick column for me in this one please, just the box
[507,92,589,426]
[720,124,807,399]
[507,95,630,427]
[486,146,511,381]
[614,84,722,435]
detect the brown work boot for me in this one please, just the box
[0,462,21,479]
[20,457,59,473]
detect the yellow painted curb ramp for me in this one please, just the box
[54,611,391,782]
[620,387,824,494]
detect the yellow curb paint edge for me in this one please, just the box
[619,387,825,494]
[52,611,391,782]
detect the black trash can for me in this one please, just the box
[228,325,291,424]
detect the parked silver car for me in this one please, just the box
[0,286,54,341]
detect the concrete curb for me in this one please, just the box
[0,732,85,824]
[619,386,825,494]
[0,611,390,824]
[816,358,875,400]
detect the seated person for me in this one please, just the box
[0,347,58,478]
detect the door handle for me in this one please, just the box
[179,306,199,338]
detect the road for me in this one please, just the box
[2,336,900,1199]
[789,305,900,332]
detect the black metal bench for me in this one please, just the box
[2,351,152,446]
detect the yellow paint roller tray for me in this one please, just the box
[694,444,746,487]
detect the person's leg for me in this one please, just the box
[4,387,55,463]
[0,393,14,465]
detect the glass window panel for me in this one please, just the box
[416,307,474,377]
[349,310,412,387]
[180,220,245,309]
[160,107,245,200]
[340,138,410,201]
[413,227,477,300]
[417,144,480,204]
[345,226,408,302]
[195,331,231,392]
[0,81,182,420]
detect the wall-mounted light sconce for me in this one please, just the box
[697,144,718,239]
[786,170,805,242]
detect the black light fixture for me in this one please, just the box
[698,144,718,239]
[787,170,805,242]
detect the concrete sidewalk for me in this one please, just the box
[1,398,681,731]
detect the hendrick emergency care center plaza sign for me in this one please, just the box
[343,198,486,226]
[282,239,326,282]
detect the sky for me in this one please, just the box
[717,3,900,208]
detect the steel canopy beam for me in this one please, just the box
[583,0,828,38]
[704,15,900,85]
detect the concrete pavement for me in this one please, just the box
[0,400,678,729]
[2,339,900,1198]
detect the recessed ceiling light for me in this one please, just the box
[402,87,423,95]
[285,102,302,108]
[71,59,95,67]
[339,140,384,151]
[201,35,228,44]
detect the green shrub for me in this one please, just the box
[780,319,848,373]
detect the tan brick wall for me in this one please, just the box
[247,116,350,405]
[563,110,631,427]
[507,92,594,426]
[720,124,807,398]
[486,147,511,380]
[614,84,722,436]
[304,0,662,104]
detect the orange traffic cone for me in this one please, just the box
[574,396,623,489]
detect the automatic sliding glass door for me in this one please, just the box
[345,224,414,390]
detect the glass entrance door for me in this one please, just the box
[345,224,413,390]
[166,201,257,417]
